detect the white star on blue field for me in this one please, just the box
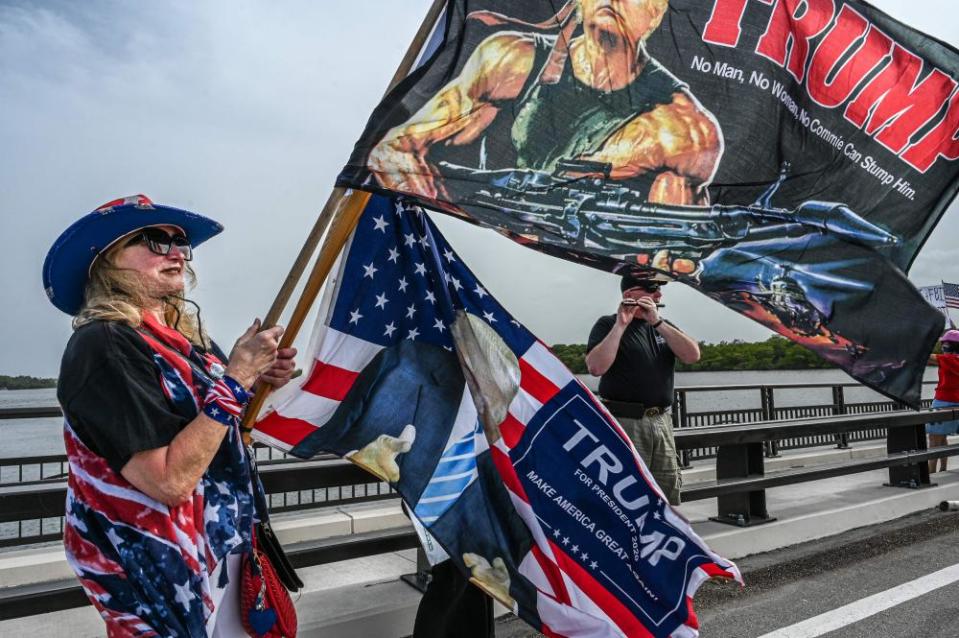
[328,198,533,355]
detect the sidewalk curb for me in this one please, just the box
[697,472,959,560]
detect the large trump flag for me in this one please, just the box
[337,0,959,406]
[253,195,741,637]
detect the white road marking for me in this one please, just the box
[756,562,959,638]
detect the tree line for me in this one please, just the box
[5,333,939,388]
[0,375,58,390]
[551,336,836,375]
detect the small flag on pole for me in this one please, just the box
[943,282,959,310]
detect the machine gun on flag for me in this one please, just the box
[441,160,912,367]
[439,160,899,261]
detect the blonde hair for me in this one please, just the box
[576,0,670,40]
[646,0,669,34]
[74,240,209,348]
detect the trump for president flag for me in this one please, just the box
[253,194,741,637]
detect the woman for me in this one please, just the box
[43,194,296,636]
[927,330,959,473]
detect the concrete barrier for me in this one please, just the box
[3,445,958,637]
[0,501,410,589]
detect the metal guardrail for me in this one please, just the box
[673,407,959,526]
[0,459,381,524]
[1,407,957,621]
[0,407,63,420]
[0,407,397,545]
[4,381,937,474]
[670,380,936,464]
[0,457,394,548]
[0,528,422,621]
[682,445,959,501]
[0,385,940,543]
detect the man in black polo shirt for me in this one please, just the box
[585,274,701,505]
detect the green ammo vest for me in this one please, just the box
[509,34,687,195]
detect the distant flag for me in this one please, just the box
[254,194,742,637]
[944,282,959,310]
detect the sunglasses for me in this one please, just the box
[628,283,664,293]
[124,228,193,261]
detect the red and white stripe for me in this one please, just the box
[138,330,201,410]
[489,341,633,635]
[64,425,208,577]
[95,194,155,212]
[253,327,383,451]
[205,378,244,417]
[64,424,229,630]
[497,340,568,449]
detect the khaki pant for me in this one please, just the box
[619,412,682,505]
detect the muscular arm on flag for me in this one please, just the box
[580,91,722,206]
[368,33,536,199]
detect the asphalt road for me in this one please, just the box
[495,509,959,638]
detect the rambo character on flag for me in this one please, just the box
[341,0,958,406]
[363,0,875,360]
[254,195,742,637]
[368,0,722,214]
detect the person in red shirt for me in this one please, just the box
[927,330,959,473]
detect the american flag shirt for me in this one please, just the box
[59,314,256,637]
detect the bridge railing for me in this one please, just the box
[673,407,959,526]
[1,407,957,620]
[0,406,396,547]
[671,380,936,465]
[0,381,938,544]
[3,379,937,480]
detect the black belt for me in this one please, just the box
[601,399,671,419]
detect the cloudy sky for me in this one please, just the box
[2,0,957,378]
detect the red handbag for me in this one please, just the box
[238,432,301,637]
[240,533,298,638]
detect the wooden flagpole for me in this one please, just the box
[241,0,448,438]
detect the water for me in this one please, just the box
[0,388,62,458]
[672,368,940,413]
[0,368,941,459]
[578,367,939,413]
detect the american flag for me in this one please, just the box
[252,196,531,454]
[254,195,741,637]
[944,282,959,310]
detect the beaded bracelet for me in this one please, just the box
[202,375,251,427]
